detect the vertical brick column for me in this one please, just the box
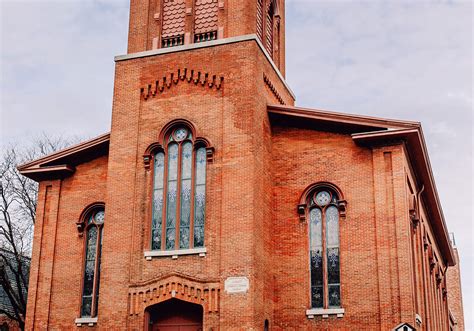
[447,245,465,330]
[372,148,402,328]
[25,181,62,330]
[372,146,418,328]
[128,0,152,53]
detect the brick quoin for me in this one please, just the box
[18,0,464,330]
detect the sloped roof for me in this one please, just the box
[17,106,454,266]
[17,133,109,181]
[268,104,455,267]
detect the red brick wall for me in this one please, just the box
[24,25,461,331]
[447,247,465,330]
[25,156,108,330]
[99,40,292,330]
[127,0,286,75]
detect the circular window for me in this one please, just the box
[173,128,188,141]
[314,191,331,207]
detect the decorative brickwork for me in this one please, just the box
[263,73,285,105]
[141,68,224,100]
[194,0,218,34]
[128,274,220,316]
[162,0,186,38]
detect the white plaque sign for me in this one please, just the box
[224,277,249,294]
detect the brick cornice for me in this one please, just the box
[140,68,224,100]
[115,34,296,101]
[263,73,285,105]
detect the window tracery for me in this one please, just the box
[149,124,210,251]
[257,0,280,61]
[80,207,104,318]
[265,0,275,56]
[306,186,344,309]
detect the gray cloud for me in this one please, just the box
[1,0,472,327]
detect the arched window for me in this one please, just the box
[257,0,264,42]
[265,1,275,56]
[151,125,208,251]
[81,207,104,318]
[308,187,342,309]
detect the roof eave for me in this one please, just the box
[352,128,455,266]
[17,133,110,171]
[17,133,110,182]
[19,164,76,181]
[268,104,421,130]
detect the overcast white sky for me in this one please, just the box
[1,0,472,328]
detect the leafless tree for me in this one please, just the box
[0,134,77,330]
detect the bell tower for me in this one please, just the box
[99,0,294,329]
[127,0,285,74]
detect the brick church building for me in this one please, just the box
[18,0,464,330]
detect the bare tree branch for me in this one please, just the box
[0,134,78,330]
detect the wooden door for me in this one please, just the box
[146,299,203,331]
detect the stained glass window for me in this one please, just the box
[179,142,193,248]
[81,208,104,318]
[151,126,207,251]
[308,188,342,309]
[194,147,206,248]
[152,152,164,250]
[165,143,178,250]
[310,208,323,308]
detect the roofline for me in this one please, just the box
[18,164,75,181]
[17,132,110,171]
[353,128,455,266]
[267,104,454,266]
[268,104,421,130]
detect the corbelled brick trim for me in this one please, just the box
[264,73,285,105]
[141,68,224,100]
[128,274,220,315]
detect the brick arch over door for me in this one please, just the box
[128,274,220,317]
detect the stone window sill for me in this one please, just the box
[144,247,207,260]
[75,317,97,326]
[306,308,345,319]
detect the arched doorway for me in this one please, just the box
[145,299,203,331]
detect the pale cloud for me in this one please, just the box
[286,1,473,326]
[1,0,473,327]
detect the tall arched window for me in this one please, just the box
[81,207,104,318]
[308,187,342,309]
[151,126,208,251]
[257,0,264,42]
[265,1,275,56]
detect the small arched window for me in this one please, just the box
[308,187,342,309]
[151,125,208,251]
[81,207,104,318]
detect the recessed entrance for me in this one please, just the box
[145,299,203,331]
